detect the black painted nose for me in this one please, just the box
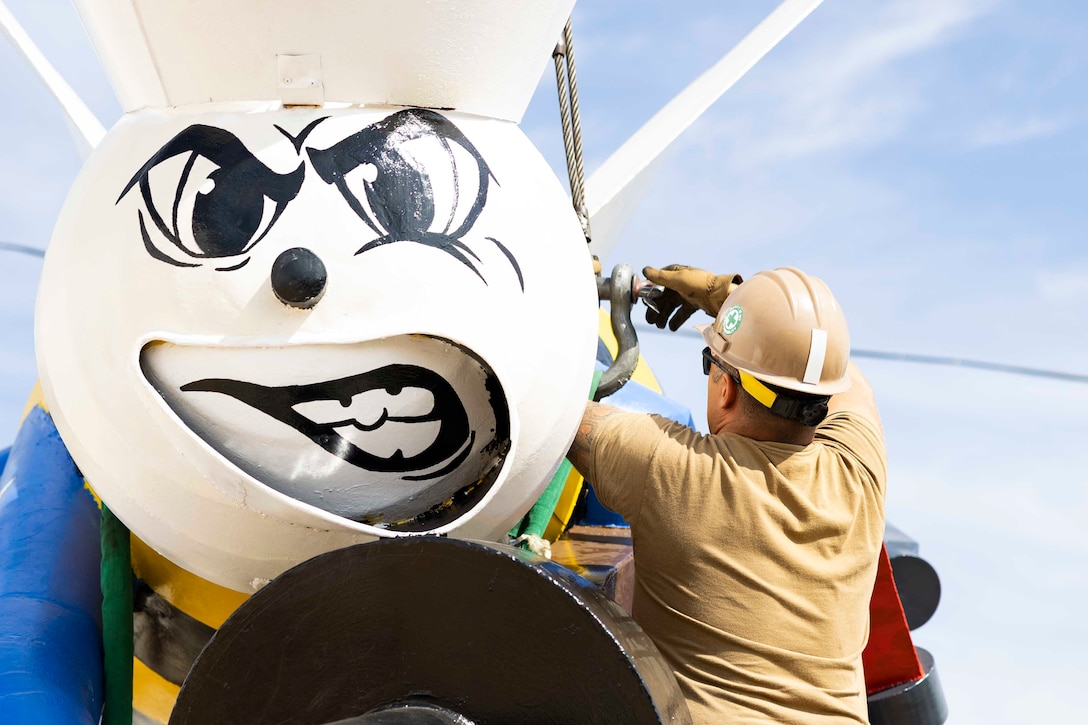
[271,247,327,309]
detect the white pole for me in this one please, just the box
[586,0,825,258]
[0,0,105,157]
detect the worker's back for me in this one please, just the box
[588,409,886,724]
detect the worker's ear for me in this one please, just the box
[710,369,737,414]
[721,372,741,410]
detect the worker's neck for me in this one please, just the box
[714,416,815,446]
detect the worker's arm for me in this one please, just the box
[826,361,882,434]
[567,400,626,477]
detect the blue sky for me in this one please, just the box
[3,1,1087,722]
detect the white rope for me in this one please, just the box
[514,534,553,559]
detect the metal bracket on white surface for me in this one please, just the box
[278,54,324,106]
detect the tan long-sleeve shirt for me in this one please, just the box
[588,412,886,724]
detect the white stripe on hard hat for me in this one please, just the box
[803,329,827,385]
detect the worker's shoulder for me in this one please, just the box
[814,411,887,481]
[816,410,884,446]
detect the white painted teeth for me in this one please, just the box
[292,387,436,428]
[334,420,442,460]
[289,385,443,459]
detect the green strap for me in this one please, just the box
[101,504,133,725]
[510,370,603,543]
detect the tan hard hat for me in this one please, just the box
[697,267,851,395]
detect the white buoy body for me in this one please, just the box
[36,0,596,593]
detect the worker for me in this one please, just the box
[566,265,885,724]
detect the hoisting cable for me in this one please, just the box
[553,18,592,247]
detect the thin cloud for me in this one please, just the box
[710,0,995,169]
[1036,266,1088,306]
[971,114,1078,147]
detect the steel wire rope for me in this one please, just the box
[553,18,591,243]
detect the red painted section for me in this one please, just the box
[862,544,924,695]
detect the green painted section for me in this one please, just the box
[510,370,602,544]
[101,504,133,725]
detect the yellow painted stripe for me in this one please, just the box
[20,381,46,422]
[130,536,249,629]
[83,480,103,509]
[739,370,778,409]
[133,657,179,724]
[544,466,585,541]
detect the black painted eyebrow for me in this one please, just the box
[117,125,302,205]
[301,109,522,290]
[275,116,330,154]
[305,108,494,242]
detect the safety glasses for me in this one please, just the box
[701,347,732,378]
[702,346,828,426]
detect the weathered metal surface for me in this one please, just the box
[171,537,690,725]
[551,525,637,614]
[868,647,948,725]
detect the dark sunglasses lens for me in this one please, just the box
[701,348,711,375]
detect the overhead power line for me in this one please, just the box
[849,349,1088,385]
[0,241,45,258]
[635,322,1088,385]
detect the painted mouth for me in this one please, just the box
[181,366,474,480]
[140,337,510,530]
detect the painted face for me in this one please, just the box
[37,107,597,589]
[124,110,518,529]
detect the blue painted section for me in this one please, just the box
[604,375,694,429]
[581,371,695,528]
[0,446,9,476]
[0,407,103,724]
[580,483,629,527]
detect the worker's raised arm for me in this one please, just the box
[642,265,742,331]
[826,361,882,433]
[566,400,626,478]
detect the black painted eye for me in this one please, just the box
[308,110,491,243]
[191,162,276,257]
[306,110,512,285]
[119,125,305,270]
[327,130,484,244]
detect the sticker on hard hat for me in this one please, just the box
[721,305,743,335]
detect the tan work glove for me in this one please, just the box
[642,265,743,331]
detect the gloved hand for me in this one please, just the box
[642,265,743,331]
